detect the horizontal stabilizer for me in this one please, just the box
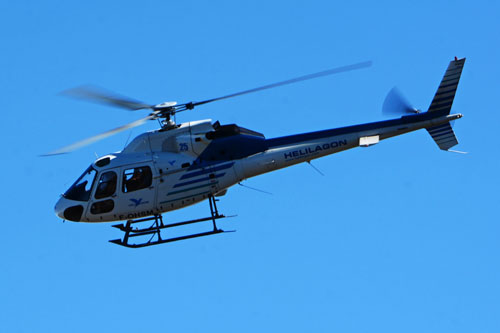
[426,122,458,150]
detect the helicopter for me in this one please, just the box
[49,58,466,248]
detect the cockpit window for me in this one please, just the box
[64,166,97,201]
[122,166,152,193]
[94,171,117,199]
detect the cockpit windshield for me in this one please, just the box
[64,166,97,201]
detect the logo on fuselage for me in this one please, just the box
[129,198,149,208]
[284,140,347,160]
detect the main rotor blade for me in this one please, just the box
[61,85,153,111]
[41,114,155,156]
[189,61,372,108]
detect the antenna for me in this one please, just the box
[238,182,273,195]
[448,150,468,154]
[307,161,325,176]
[123,130,133,149]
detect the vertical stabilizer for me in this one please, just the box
[427,57,465,115]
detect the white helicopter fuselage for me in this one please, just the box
[54,111,460,223]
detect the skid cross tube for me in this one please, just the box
[109,195,234,248]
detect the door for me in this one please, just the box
[85,169,119,222]
[114,164,157,220]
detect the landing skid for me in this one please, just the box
[109,195,235,248]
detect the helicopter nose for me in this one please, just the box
[54,197,84,222]
[54,197,66,219]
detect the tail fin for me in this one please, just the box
[427,57,465,115]
[426,57,465,150]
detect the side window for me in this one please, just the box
[94,171,117,199]
[122,166,152,193]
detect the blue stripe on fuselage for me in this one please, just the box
[180,163,234,180]
[174,173,226,188]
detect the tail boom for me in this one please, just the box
[239,112,462,179]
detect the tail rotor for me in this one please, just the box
[382,87,420,116]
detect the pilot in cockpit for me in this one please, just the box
[125,169,144,192]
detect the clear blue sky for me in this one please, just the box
[1,1,499,332]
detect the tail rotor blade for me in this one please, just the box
[382,87,417,115]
